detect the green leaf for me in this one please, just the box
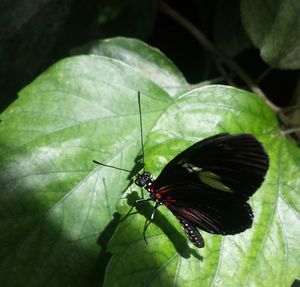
[0,55,173,286]
[71,37,189,98]
[241,0,300,69]
[104,86,300,287]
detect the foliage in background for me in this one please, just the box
[241,0,300,69]
[1,0,300,111]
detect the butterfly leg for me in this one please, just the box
[121,198,151,222]
[143,202,160,244]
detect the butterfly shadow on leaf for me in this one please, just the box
[95,212,120,286]
[125,191,204,261]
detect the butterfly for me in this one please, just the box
[93,92,269,248]
[133,133,269,248]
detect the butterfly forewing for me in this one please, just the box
[156,133,269,199]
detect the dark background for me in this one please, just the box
[1,0,299,113]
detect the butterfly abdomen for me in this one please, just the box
[176,215,204,247]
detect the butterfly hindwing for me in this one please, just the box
[162,183,253,236]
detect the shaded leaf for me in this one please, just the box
[96,0,157,38]
[214,0,251,57]
[241,0,300,69]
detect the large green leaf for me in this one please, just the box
[71,37,189,98]
[0,55,173,286]
[241,0,300,69]
[104,87,300,287]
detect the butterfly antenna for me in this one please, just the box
[92,160,132,173]
[138,91,145,171]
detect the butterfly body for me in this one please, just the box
[134,133,269,248]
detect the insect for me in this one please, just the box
[94,93,269,248]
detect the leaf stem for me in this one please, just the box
[281,127,300,136]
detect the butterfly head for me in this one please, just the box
[135,172,154,190]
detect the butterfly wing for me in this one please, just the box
[156,133,269,200]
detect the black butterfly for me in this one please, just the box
[133,133,269,248]
[93,93,269,248]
